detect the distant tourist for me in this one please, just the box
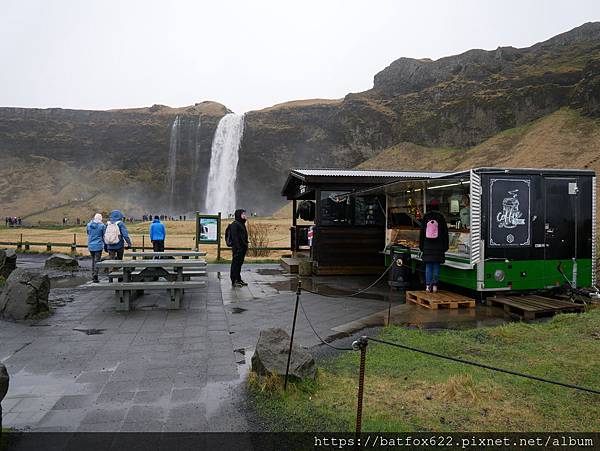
[419,199,449,293]
[150,215,166,253]
[226,209,249,288]
[87,213,106,283]
[104,210,132,260]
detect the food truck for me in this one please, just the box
[382,168,596,292]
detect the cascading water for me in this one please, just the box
[192,117,202,207]
[167,115,180,210]
[205,113,245,216]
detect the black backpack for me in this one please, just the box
[225,223,234,247]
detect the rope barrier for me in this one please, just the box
[297,295,353,351]
[300,263,393,299]
[365,336,600,395]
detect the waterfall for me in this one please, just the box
[167,115,180,211]
[192,117,202,209]
[205,113,245,216]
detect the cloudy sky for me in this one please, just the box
[2,0,600,113]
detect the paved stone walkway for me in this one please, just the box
[0,261,394,432]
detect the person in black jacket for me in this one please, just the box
[419,199,449,293]
[230,209,249,287]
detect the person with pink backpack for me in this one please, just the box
[419,199,449,293]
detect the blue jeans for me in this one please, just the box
[425,262,440,286]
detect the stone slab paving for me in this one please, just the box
[0,259,393,432]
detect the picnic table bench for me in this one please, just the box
[93,259,207,311]
[127,251,207,259]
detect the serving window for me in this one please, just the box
[386,179,472,258]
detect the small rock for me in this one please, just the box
[44,254,79,271]
[0,269,50,320]
[425,393,433,400]
[251,328,316,380]
[0,249,17,279]
[0,363,8,402]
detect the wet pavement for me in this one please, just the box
[0,255,510,432]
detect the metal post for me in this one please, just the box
[284,280,302,391]
[142,235,145,252]
[195,211,200,251]
[217,211,222,261]
[352,336,368,437]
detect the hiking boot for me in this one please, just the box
[237,280,248,286]
[432,284,438,293]
[232,281,244,288]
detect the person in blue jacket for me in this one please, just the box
[87,213,106,283]
[149,215,166,253]
[104,210,132,260]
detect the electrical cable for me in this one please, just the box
[366,336,600,395]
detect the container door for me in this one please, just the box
[544,177,578,260]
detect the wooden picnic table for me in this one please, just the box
[127,251,207,259]
[94,259,207,311]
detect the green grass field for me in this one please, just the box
[250,308,600,432]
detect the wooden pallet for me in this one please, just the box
[406,290,476,310]
[487,294,584,320]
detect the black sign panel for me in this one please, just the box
[489,178,531,247]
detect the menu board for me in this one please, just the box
[489,178,531,247]
[354,195,384,226]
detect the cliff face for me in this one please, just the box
[0,102,227,217]
[1,23,600,218]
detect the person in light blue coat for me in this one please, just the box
[149,216,166,253]
[104,210,132,260]
[87,213,105,283]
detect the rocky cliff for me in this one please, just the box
[1,23,600,218]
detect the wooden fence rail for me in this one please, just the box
[0,239,291,255]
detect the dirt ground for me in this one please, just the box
[0,214,309,262]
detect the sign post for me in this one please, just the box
[195,212,221,257]
[217,212,222,261]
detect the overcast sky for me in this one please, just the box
[2,0,600,113]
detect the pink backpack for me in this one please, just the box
[426,219,439,239]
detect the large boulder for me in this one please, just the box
[251,328,316,380]
[0,269,50,320]
[44,253,79,271]
[0,249,17,279]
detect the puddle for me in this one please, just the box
[72,328,106,335]
[332,303,513,336]
[200,347,254,420]
[49,274,90,289]
[231,307,247,314]
[256,268,284,276]
[266,276,399,302]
